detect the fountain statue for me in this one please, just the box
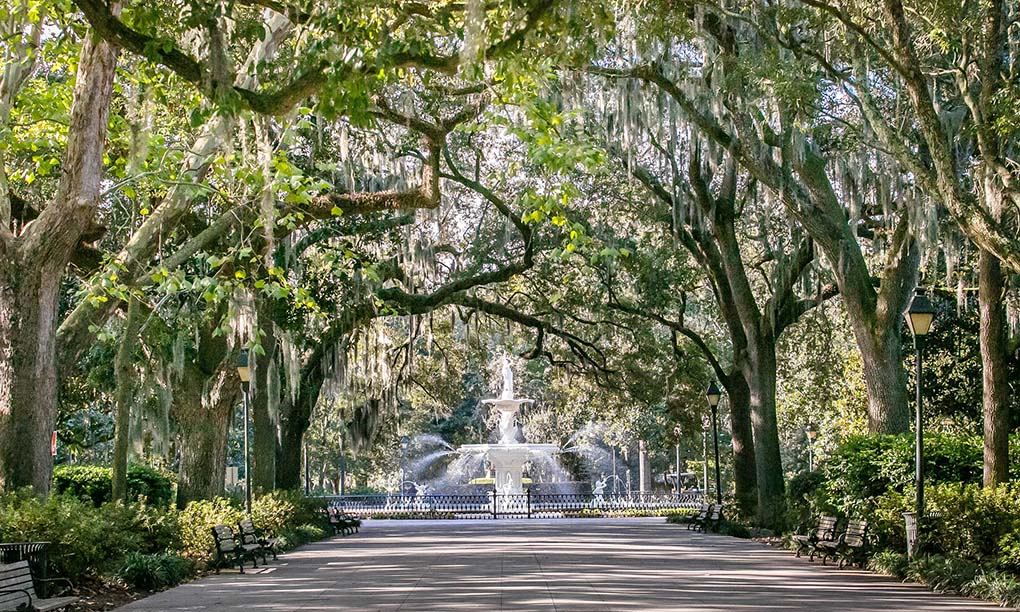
[457,354,560,498]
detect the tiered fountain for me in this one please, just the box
[457,356,560,496]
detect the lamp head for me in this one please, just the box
[236,348,251,383]
[905,291,936,337]
[805,423,818,441]
[706,380,722,408]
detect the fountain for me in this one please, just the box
[457,355,560,496]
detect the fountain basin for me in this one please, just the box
[458,443,560,495]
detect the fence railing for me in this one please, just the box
[317,491,703,519]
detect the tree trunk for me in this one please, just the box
[979,248,1010,486]
[276,411,306,491]
[112,298,143,501]
[174,367,237,507]
[725,367,758,517]
[0,33,118,493]
[251,316,278,493]
[742,339,785,527]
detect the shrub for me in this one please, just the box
[717,520,751,538]
[964,571,1020,609]
[53,464,175,507]
[251,490,331,536]
[276,524,327,551]
[118,552,194,591]
[869,551,909,577]
[177,498,244,561]
[0,491,180,583]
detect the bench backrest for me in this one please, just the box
[844,520,868,548]
[237,520,258,546]
[0,560,36,610]
[708,504,722,520]
[694,504,709,519]
[211,525,238,553]
[815,515,838,539]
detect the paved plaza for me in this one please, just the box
[116,518,999,611]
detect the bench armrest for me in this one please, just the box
[0,587,33,608]
[38,577,74,596]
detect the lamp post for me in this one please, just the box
[236,349,252,516]
[706,381,723,505]
[673,424,682,495]
[805,423,818,471]
[399,435,409,497]
[701,415,709,498]
[905,290,935,551]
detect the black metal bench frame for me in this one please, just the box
[792,515,838,560]
[210,525,259,574]
[237,519,278,564]
[816,519,869,568]
[327,507,361,536]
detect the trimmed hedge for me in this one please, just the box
[52,464,175,507]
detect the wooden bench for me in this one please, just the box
[816,519,869,568]
[327,507,361,536]
[210,525,260,574]
[792,515,838,560]
[697,504,723,533]
[686,504,710,530]
[238,519,278,564]
[0,561,76,611]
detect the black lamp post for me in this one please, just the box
[236,348,252,515]
[673,424,682,496]
[400,435,410,497]
[805,423,818,471]
[905,290,935,545]
[706,381,723,505]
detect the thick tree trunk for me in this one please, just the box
[174,368,237,507]
[0,268,63,492]
[112,298,143,501]
[742,339,785,527]
[251,311,278,493]
[0,34,118,493]
[275,416,304,491]
[725,368,758,517]
[979,248,1010,486]
[855,326,912,433]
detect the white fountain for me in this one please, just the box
[458,356,559,496]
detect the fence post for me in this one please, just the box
[492,486,498,519]
[527,488,532,519]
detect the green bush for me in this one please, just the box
[177,497,244,561]
[0,491,179,583]
[276,524,327,550]
[251,490,331,536]
[869,551,909,577]
[53,464,175,507]
[118,552,194,591]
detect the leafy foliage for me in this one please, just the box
[118,552,194,591]
[52,464,175,507]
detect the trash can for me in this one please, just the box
[0,542,53,597]
[902,512,918,558]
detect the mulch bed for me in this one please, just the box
[64,580,151,612]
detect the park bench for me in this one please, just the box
[697,504,723,533]
[238,519,278,564]
[792,515,838,560]
[0,560,76,611]
[686,504,710,530]
[210,525,260,574]
[816,519,869,568]
[327,507,361,536]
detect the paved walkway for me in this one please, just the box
[117,518,999,611]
